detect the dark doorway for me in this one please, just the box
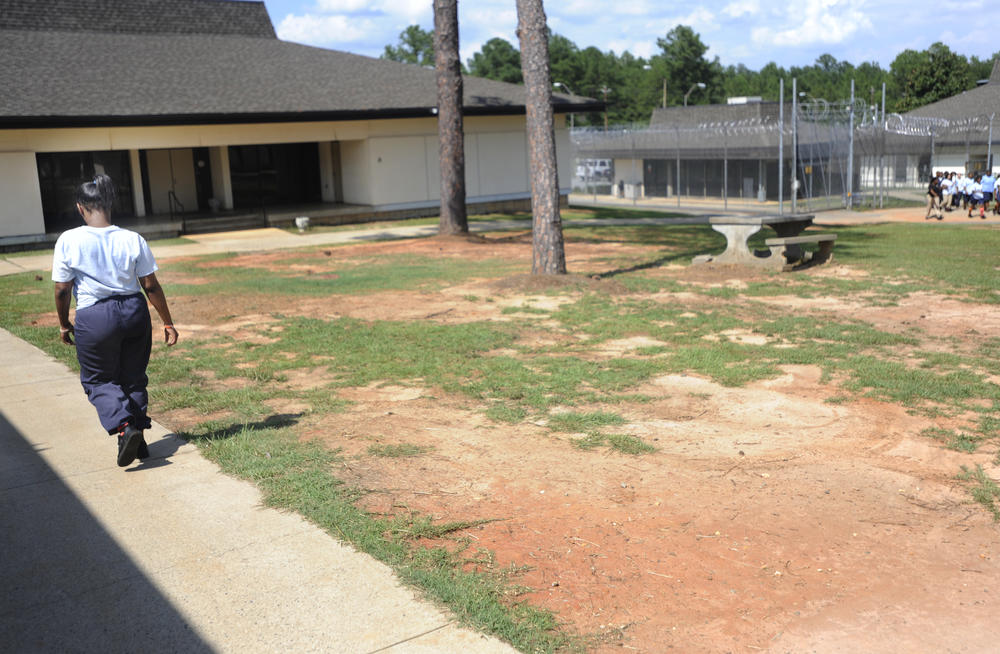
[36,151,134,233]
[192,147,213,211]
[643,160,671,197]
[228,143,321,210]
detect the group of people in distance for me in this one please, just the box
[926,170,998,220]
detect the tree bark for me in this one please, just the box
[434,0,468,235]
[516,0,567,274]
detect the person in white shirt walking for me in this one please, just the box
[967,174,984,219]
[939,172,954,211]
[52,174,179,467]
[980,170,995,219]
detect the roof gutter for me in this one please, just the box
[0,101,604,130]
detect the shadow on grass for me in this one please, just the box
[594,251,704,278]
[566,205,690,220]
[184,413,303,442]
[566,224,724,249]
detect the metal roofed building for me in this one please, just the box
[573,63,1000,210]
[572,100,850,206]
[0,0,599,246]
[902,60,1000,175]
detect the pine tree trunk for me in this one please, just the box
[516,0,567,274]
[434,0,468,235]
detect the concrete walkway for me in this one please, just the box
[3,201,997,278]
[0,328,516,653]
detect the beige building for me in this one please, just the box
[0,0,595,248]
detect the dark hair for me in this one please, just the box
[75,174,117,212]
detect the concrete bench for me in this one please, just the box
[764,233,837,269]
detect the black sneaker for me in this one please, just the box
[136,436,150,461]
[117,425,142,467]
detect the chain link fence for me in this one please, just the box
[570,97,999,213]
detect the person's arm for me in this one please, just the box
[54,281,75,345]
[139,272,178,346]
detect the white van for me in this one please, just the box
[577,159,612,180]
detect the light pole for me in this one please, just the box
[553,82,575,129]
[600,85,611,130]
[683,82,706,107]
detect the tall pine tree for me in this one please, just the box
[434,0,468,234]
[516,0,566,275]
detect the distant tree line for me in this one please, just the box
[383,24,999,127]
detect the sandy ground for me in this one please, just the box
[146,232,1000,653]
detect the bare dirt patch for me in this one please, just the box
[156,234,1000,652]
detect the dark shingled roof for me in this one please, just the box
[0,0,276,38]
[0,0,600,128]
[904,58,1000,122]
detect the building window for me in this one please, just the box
[36,151,134,232]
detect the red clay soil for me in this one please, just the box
[155,233,1000,653]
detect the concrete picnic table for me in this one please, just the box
[694,213,824,268]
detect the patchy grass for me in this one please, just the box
[957,465,1000,521]
[3,216,1000,652]
[368,442,434,458]
[573,432,657,455]
[182,420,574,652]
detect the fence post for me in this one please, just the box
[988,114,995,174]
[779,78,784,215]
[930,127,935,174]
[723,125,728,211]
[847,80,854,210]
[792,78,798,214]
[631,132,637,206]
[675,126,681,209]
[880,82,887,208]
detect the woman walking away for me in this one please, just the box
[52,174,179,467]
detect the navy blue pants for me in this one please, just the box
[74,294,153,433]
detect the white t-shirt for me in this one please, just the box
[51,225,157,310]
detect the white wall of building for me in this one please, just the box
[611,158,644,197]
[0,152,45,237]
[338,139,373,206]
[370,135,433,205]
[933,149,1000,176]
[0,113,574,239]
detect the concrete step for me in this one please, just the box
[182,213,266,234]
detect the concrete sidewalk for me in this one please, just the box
[0,217,706,277]
[0,328,516,653]
[3,203,996,278]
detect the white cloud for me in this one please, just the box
[267,0,986,71]
[606,39,656,59]
[276,14,374,45]
[559,0,662,17]
[722,0,760,18]
[671,7,717,30]
[751,0,872,47]
[315,0,430,23]
[316,0,369,12]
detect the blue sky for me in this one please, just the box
[261,0,996,72]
